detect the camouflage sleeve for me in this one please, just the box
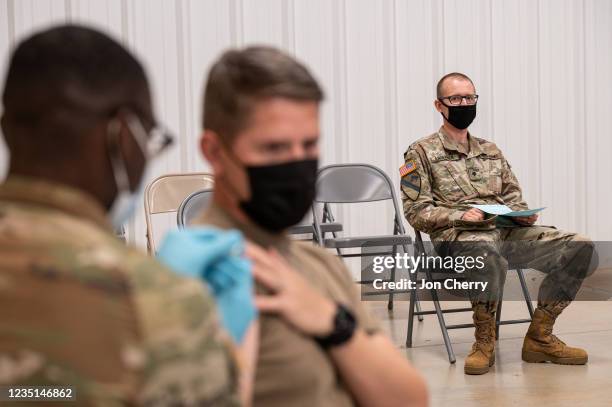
[400,147,464,235]
[500,156,528,211]
[129,255,241,406]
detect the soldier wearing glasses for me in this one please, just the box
[400,72,594,375]
[0,25,243,405]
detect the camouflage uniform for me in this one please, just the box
[400,128,594,309]
[0,176,240,406]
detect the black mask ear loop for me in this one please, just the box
[437,99,451,122]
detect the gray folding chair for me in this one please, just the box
[177,188,344,239]
[177,189,214,228]
[288,213,343,242]
[407,229,535,364]
[311,163,415,311]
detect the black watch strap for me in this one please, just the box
[314,303,357,349]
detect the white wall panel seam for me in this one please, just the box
[64,0,70,21]
[533,0,542,213]
[174,0,188,173]
[6,0,14,45]
[488,0,495,148]
[579,0,588,234]
[120,0,128,45]
[0,0,611,242]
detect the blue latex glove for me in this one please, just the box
[157,227,256,343]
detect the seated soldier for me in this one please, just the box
[400,72,594,375]
[196,46,429,407]
[0,25,254,405]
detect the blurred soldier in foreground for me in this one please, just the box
[198,46,428,407]
[0,25,252,405]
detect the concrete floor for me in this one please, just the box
[370,300,612,407]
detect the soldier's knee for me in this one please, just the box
[569,233,592,244]
[580,238,597,276]
[461,242,507,273]
[566,235,597,278]
[464,241,501,256]
[570,234,595,260]
[485,251,509,280]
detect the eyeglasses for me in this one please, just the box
[438,94,479,106]
[125,114,174,159]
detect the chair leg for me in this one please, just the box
[516,268,535,318]
[406,278,416,347]
[432,291,456,364]
[330,229,343,256]
[415,293,424,322]
[426,270,456,364]
[388,266,395,311]
[496,300,503,339]
[408,242,424,321]
[146,232,151,255]
[388,245,397,311]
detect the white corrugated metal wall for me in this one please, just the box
[1,0,611,249]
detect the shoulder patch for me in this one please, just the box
[400,161,421,201]
[399,160,417,178]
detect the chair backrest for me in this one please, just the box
[177,189,214,228]
[315,164,394,203]
[144,173,214,253]
[312,164,407,242]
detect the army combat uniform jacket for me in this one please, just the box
[400,128,594,306]
[0,176,240,406]
[400,127,528,241]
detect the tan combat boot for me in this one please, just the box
[522,306,588,365]
[464,302,497,375]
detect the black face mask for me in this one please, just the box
[240,159,318,233]
[440,102,477,130]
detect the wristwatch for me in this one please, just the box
[314,303,357,349]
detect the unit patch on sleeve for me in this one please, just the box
[399,160,420,201]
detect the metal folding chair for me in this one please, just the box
[177,188,214,228]
[176,188,343,240]
[288,212,343,242]
[311,163,415,311]
[406,229,535,364]
[144,173,214,253]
